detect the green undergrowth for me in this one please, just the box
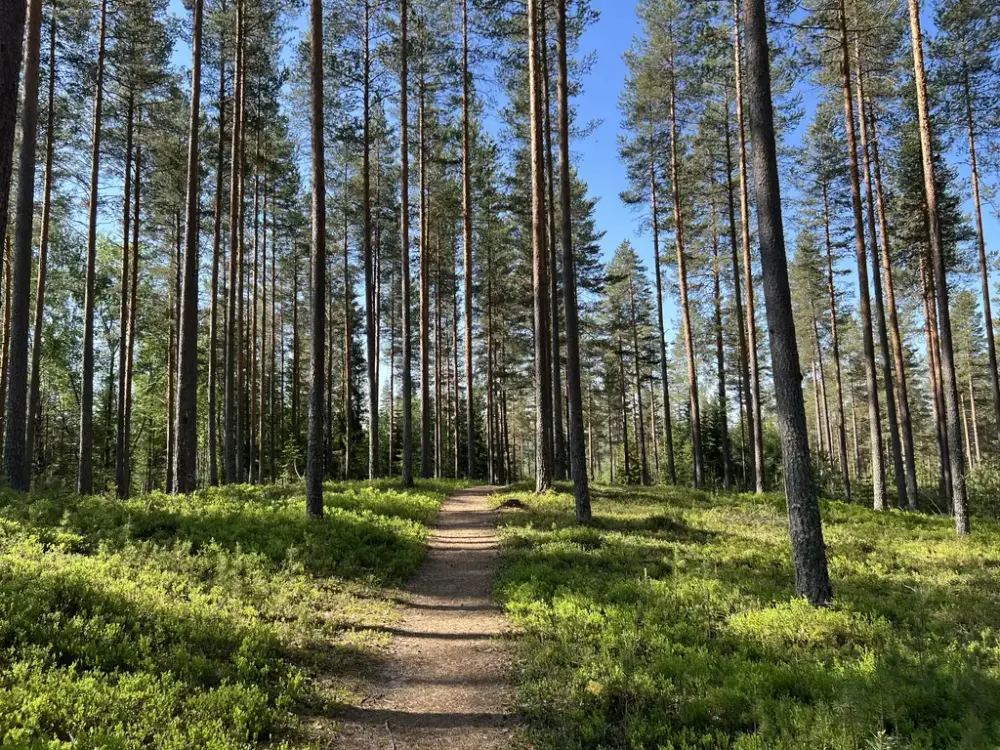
[495,483,1000,749]
[0,478,463,749]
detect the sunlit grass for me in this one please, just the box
[0,479,464,749]
[496,483,1000,749]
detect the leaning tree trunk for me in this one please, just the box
[962,67,1000,452]
[173,0,203,494]
[4,0,43,491]
[556,0,590,520]
[667,36,703,488]
[77,0,108,495]
[906,0,968,534]
[837,0,886,511]
[743,0,831,605]
[305,0,326,518]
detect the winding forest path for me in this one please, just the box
[332,485,517,749]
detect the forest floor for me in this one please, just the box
[0,478,466,749]
[328,485,518,749]
[494,482,1000,749]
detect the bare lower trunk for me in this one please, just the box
[306,0,326,518]
[837,0,885,510]
[743,0,831,605]
[528,0,553,493]
[400,0,413,487]
[906,0,968,533]
[77,0,108,495]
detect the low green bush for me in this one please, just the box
[0,479,456,749]
[496,484,1000,749]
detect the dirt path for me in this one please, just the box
[331,485,517,749]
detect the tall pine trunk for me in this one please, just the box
[362,0,378,479]
[224,0,244,484]
[743,0,831,605]
[822,184,850,499]
[864,92,919,509]
[650,140,676,485]
[528,0,553,492]
[0,0,27,255]
[115,92,134,497]
[667,37,702,488]
[906,0,968,533]
[4,0,43,490]
[557,0,590,520]
[399,0,413,487]
[173,0,203,493]
[26,0,57,475]
[77,0,108,495]
[305,0,326,518]
[837,0,885,510]
[461,0,475,479]
[733,0,764,493]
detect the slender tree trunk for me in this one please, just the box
[822,184,851,500]
[76,0,108,494]
[173,0,203,493]
[864,95,919,510]
[306,0,326,518]
[650,144,676,485]
[617,333,631,484]
[24,1,56,486]
[259,179,267,483]
[418,46,432,481]
[400,0,413,487]
[968,370,981,464]
[628,268,649,485]
[224,0,244,484]
[810,303,833,458]
[851,39,906,510]
[207,0,226,487]
[921,254,951,504]
[961,68,1000,452]
[906,0,968,533]
[733,0,764,493]
[486,238,495,484]
[724,104,753,491]
[124,127,141,492]
[362,0,377,480]
[461,0,475,479]
[114,93,134,497]
[743,0,831,605]
[837,0,885,510]
[343,168,351,478]
[528,0,553,493]
[667,37,702,487]
[712,224,732,488]
[557,0,590,518]
[961,390,972,472]
[538,3,565,481]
